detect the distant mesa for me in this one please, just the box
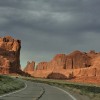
[24,50,100,84]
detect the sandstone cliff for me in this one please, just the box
[24,61,35,74]
[0,36,21,74]
[31,50,100,82]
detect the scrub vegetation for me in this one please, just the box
[0,75,25,95]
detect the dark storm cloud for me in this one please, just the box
[0,0,100,67]
[0,0,100,34]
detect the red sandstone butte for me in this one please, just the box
[24,61,35,74]
[0,36,21,74]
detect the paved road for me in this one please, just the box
[38,83,76,100]
[0,81,76,100]
[0,81,44,100]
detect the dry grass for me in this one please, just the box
[0,75,25,95]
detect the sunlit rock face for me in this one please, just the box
[65,50,91,69]
[24,61,35,74]
[48,54,67,70]
[35,51,92,71]
[32,50,100,83]
[0,36,21,74]
[36,51,92,71]
[36,62,48,70]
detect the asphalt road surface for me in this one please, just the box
[0,81,77,100]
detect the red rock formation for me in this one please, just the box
[32,50,100,82]
[36,51,91,71]
[24,61,35,74]
[0,36,21,74]
[66,50,91,69]
[50,54,66,69]
[87,50,97,58]
[41,54,66,71]
[36,62,48,70]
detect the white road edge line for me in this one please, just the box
[0,82,27,98]
[52,86,77,100]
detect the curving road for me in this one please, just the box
[0,81,77,100]
[38,83,76,100]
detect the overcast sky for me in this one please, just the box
[0,0,100,67]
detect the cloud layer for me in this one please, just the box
[0,0,100,67]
